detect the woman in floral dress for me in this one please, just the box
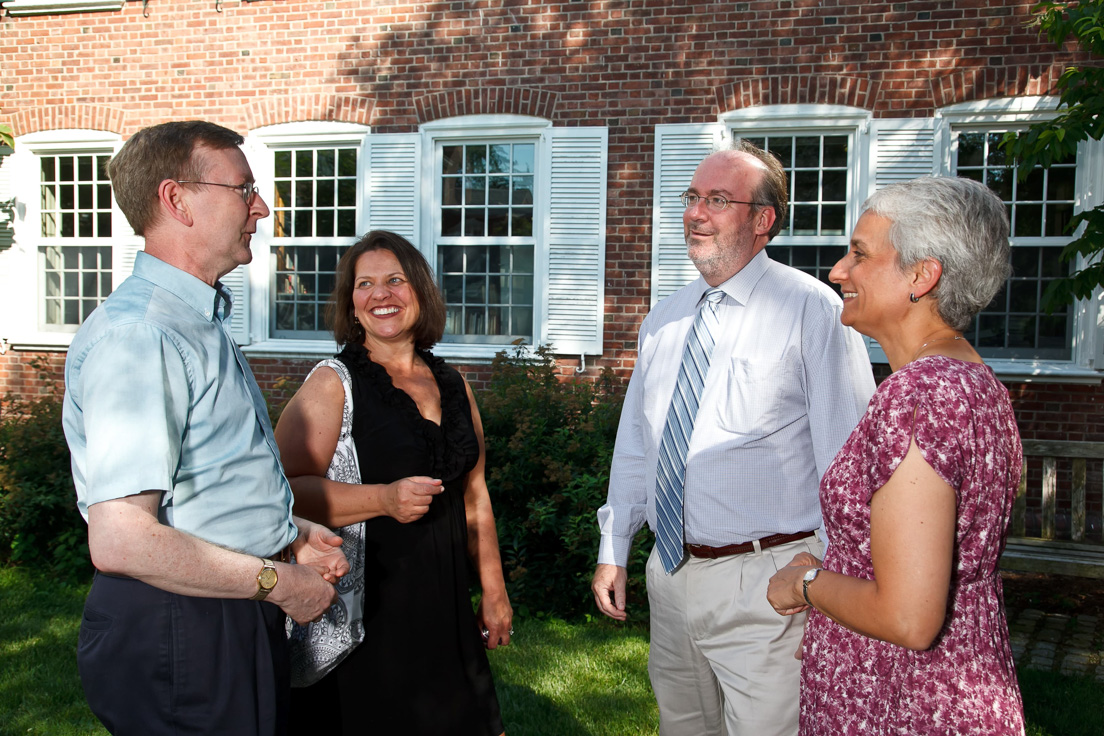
[767,177,1025,735]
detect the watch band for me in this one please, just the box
[251,558,278,601]
[802,568,821,608]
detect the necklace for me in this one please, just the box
[910,334,965,363]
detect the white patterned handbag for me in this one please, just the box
[287,358,366,688]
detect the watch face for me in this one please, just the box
[803,568,819,583]
[258,567,278,590]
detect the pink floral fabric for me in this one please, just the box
[801,356,1026,735]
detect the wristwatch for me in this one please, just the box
[251,558,278,601]
[802,567,821,607]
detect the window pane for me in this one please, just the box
[437,139,536,343]
[954,129,1077,360]
[270,144,359,337]
[744,132,850,238]
[41,244,112,327]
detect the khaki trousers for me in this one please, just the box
[646,535,823,736]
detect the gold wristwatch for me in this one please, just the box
[250,558,278,601]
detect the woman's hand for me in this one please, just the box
[766,552,822,616]
[291,517,350,584]
[477,592,513,650]
[381,476,443,523]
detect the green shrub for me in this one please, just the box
[479,344,651,620]
[0,390,90,579]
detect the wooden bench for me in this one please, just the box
[1000,439,1104,579]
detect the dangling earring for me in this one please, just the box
[909,293,920,303]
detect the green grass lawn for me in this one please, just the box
[1,566,1100,736]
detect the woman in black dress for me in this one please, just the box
[276,230,511,735]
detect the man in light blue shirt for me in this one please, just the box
[63,121,347,735]
[592,142,875,736]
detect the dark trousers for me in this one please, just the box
[78,572,289,736]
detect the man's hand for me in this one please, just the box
[382,476,444,523]
[591,563,628,621]
[291,518,350,583]
[268,562,339,624]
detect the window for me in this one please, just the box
[738,130,855,291]
[647,107,872,301]
[237,119,605,357]
[742,134,849,238]
[248,122,369,346]
[952,129,1074,360]
[358,116,606,360]
[270,146,359,338]
[38,151,114,326]
[437,142,536,344]
[0,129,129,348]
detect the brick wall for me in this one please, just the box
[1,1,1100,457]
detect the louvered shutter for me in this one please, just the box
[220,264,250,344]
[365,134,421,242]
[870,118,937,192]
[541,127,607,355]
[651,124,723,305]
[0,146,12,253]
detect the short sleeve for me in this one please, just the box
[77,323,192,507]
[861,364,967,504]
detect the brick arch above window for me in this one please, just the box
[414,86,557,124]
[717,75,876,114]
[931,64,1066,109]
[11,105,126,137]
[247,95,375,130]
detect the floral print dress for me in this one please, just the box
[800,356,1025,735]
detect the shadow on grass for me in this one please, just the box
[0,571,106,735]
[1020,667,1104,736]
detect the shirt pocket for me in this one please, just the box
[715,357,803,436]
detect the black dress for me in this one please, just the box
[289,343,504,736]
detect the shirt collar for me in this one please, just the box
[132,251,234,324]
[698,248,771,307]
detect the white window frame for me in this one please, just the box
[724,105,872,248]
[937,97,1104,383]
[421,116,549,359]
[242,121,370,356]
[416,115,607,362]
[0,129,132,349]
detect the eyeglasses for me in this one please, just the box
[680,192,769,212]
[175,180,259,204]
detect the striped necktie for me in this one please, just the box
[655,287,725,574]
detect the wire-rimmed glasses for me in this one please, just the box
[680,191,768,212]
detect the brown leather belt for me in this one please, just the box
[274,545,292,563]
[685,530,816,559]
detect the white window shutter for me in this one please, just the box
[541,127,608,355]
[0,146,13,252]
[651,124,723,305]
[219,264,250,345]
[870,118,937,193]
[365,133,421,242]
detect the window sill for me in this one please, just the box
[240,339,512,365]
[3,0,124,16]
[870,355,1103,384]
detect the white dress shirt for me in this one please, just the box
[597,249,875,567]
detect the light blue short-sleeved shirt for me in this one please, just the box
[63,251,298,557]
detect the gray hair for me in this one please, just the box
[862,177,1010,331]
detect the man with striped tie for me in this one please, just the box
[593,141,874,736]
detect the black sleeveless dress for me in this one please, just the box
[289,343,504,736]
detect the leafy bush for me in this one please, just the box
[479,344,651,620]
[0,389,90,579]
